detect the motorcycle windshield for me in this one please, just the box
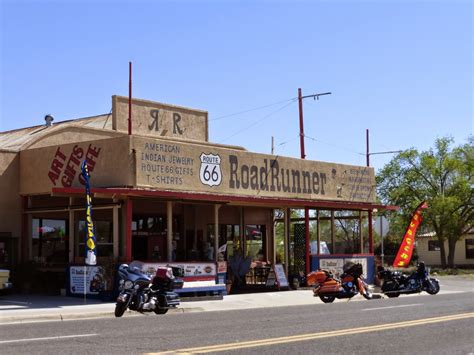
[129,261,146,275]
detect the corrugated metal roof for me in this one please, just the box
[0,114,112,151]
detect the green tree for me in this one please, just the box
[376,136,473,268]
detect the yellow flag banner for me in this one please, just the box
[81,160,97,266]
[393,201,428,267]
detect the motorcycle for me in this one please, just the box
[377,261,440,298]
[307,262,373,303]
[114,261,184,318]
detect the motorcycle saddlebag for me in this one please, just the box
[158,292,181,307]
[319,279,341,294]
[382,279,399,292]
[171,266,185,278]
[307,270,331,285]
[342,275,355,283]
[172,278,184,289]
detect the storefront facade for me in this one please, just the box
[0,95,392,293]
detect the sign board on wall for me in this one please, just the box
[112,96,208,142]
[69,266,102,295]
[141,262,216,278]
[319,258,368,279]
[20,136,134,194]
[134,137,376,203]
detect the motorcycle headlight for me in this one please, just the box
[124,280,134,289]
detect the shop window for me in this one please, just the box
[32,218,68,265]
[132,215,182,261]
[428,240,440,252]
[334,211,362,254]
[245,225,265,262]
[318,215,333,253]
[224,224,240,258]
[207,224,240,261]
[274,220,285,264]
[133,216,167,235]
[465,239,474,259]
[77,220,113,258]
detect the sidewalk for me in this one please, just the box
[0,276,471,324]
[0,289,333,324]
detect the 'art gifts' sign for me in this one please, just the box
[48,144,101,187]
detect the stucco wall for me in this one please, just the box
[133,136,376,203]
[24,125,124,150]
[113,96,208,142]
[417,235,474,266]
[0,151,21,238]
[20,136,135,194]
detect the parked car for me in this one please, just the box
[0,269,13,293]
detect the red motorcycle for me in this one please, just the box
[307,262,373,303]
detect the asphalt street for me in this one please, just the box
[0,279,473,354]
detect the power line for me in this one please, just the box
[218,100,296,143]
[210,97,296,122]
[278,135,300,147]
[304,133,364,157]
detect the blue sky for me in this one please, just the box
[1,0,472,172]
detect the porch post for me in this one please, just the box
[284,208,290,276]
[125,199,133,262]
[113,205,119,259]
[305,207,310,275]
[316,210,321,256]
[68,197,75,263]
[368,210,374,253]
[167,201,173,261]
[272,209,277,264]
[214,204,220,261]
[359,211,363,253]
[331,210,335,254]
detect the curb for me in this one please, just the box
[0,306,206,324]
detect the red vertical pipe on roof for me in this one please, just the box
[125,199,133,261]
[128,61,132,135]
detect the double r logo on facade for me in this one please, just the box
[149,109,184,135]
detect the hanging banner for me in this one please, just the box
[81,160,97,265]
[393,201,428,267]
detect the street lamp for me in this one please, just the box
[298,88,332,276]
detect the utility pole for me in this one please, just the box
[298,88,331,276]
[128,61,132,135]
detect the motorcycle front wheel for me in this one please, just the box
[114,301,128,318]
[425,278,440,295]
[319,295,336,303]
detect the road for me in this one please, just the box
[1,286,473,354]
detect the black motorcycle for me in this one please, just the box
[114,261,184,317]
[377,262,440,298]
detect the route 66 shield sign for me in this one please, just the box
[199,153,222,187]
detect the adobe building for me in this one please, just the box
[0,95,391,294]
